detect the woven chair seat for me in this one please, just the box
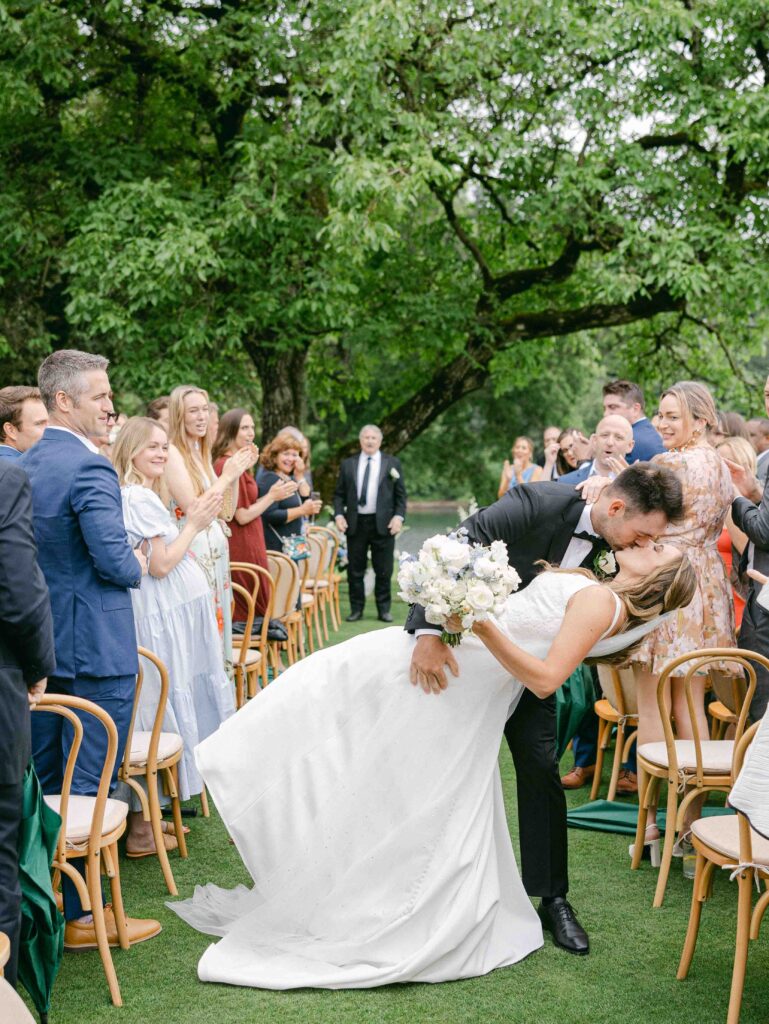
[691,816,769,866]
[129,730,183,766]
[44,794,128,843]
[638,740,734,774]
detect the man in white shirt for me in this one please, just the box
[333,425,407,622]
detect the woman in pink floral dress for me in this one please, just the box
[629,381,736,847]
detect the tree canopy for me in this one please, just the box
[2,1,768,494]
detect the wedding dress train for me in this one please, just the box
[169,573,623,989]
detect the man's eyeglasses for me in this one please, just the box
[106,412,119,424]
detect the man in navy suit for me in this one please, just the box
[557,415,635,488]
[20,349,160,950]
[0,386,48,460]
[602,380,665,463]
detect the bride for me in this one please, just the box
[170,543,695,989]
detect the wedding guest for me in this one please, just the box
[163,385,256,679]
[716,436,755,629]
[20,349,160,949]
[257,434,321,553]
[113,418,235,855]
[333,425,407,623]
[213,410,296,621]
[279,425,314,489]
[497,436,543,496]
[207,401,220,448]
[0,386,48,459]
[537,425,562,479]
[558,415,634,487]
[709,411,750,445]
[746,416,769,483]
[726,371,769,724]
[0,459,55,989]
[555,429,580,476]
[627,381,736,851]
[602,379,665,462]
[146,395,170,429]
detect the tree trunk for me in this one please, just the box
[243,338,309,442]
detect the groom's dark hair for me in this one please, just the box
[608,463,685,522]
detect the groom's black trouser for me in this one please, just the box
[504,688,568,899]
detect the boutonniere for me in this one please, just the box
[389,467,400,480]
[593,549,617,579]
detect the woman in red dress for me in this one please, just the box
[213,409,296,621]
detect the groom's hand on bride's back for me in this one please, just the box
[410,635,459,695]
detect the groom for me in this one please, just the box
[406,462,684,955]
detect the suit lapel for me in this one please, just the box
[376,453,387,490]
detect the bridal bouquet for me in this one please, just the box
[398,529,521,646]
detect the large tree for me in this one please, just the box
[2,1,768,490]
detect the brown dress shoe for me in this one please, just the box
[616,769,638,795]
[65,908,161,952]
[560,765,595,790]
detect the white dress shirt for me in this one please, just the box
[46,425,100,454]
[356,450,381,513]
[560,504,599,569]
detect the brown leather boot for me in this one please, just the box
[560,765,595,790]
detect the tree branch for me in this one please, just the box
[431,185,494,288]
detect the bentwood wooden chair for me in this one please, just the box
[677,721,769,1024]
[267,552,303,664]
[303,532,329,646]
[119,647,187,896]
[230,561,275,689]
[231,582,262,706]
[33,695,130,1006]
[708,673,748,740]
[632,649,765,908]
[591,665,639,801]
[309,526,341,634]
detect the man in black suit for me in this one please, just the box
[334,424,407,622]
[0,460,56,989]
[406,463,684,954]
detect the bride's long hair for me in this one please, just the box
[538,553,696,665]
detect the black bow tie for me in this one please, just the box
[573,530,599,542]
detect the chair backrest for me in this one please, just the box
[231,561,274,644]
[267,551,301,616]
[305,533,326,582]
[710,670,748,715]
[231,582,256,666]
[33,694,118,859]
[121,647,171,781]
[597,664,638,716]
[656,648,767,783]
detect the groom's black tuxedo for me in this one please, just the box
[405,482,611,900]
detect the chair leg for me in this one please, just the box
[750,886,769,940]
[590,719,608,801]
[235,666,245,709]
[606,724,625,802]
[727,870,754,1024]
[328,588,339,631]
[677,850,708,978]
[653,778,679,908]
[105,842,130,949]
[148,773,178,896]
[199,781,210,819]
[87,851,122,1006]
[631,768,650,870]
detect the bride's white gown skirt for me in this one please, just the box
[169,627,543,988]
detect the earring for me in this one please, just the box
[692,427,701,439]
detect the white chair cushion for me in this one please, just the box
[305,579,329,589]
[300,593,315,606]
[237,648,262,666]
[44,794,128,843]
[129,730,183,765]
[638,740,734,774]
[691,815,769,866]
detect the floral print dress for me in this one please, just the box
[630,444,737,676]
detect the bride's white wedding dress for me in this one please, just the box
[170,573,622,989]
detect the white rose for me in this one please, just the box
[438,539,471,572]
[389,467,400,480]
[489,540,509,564]
[473,557,496,578]
[425,601,450,624]
[465,581,495,613]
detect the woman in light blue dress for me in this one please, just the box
[497,436,543,496]
[113,417,237,856]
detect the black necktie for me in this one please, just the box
[359,457,372,506]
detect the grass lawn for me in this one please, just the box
[35,591,767,1024]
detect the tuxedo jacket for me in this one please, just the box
[334,453,407,536]
[405,482,608,632]
[629,418,665,463]
[0,461,56,783]
[20,429,141,680]
[733,484,769,577]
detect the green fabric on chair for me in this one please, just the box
[555,664,597,760]
[18,764,64,1022]
[567,799,735,835]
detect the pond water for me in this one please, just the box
[396,506,465,558]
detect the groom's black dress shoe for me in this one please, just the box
[345,610,363,622]
[378,611,393,622]
[538,898,589,955]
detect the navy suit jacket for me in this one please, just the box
[629,418,665,463]
[0,445,21,460]
[557,461,592,486]
[20,429,141,680]
[0,461,56,783]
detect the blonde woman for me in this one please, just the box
[716,435,756,627]
[163,385,256,676]
[113,418,236,855]
[497,437,543,497]
[628,381,737,854]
